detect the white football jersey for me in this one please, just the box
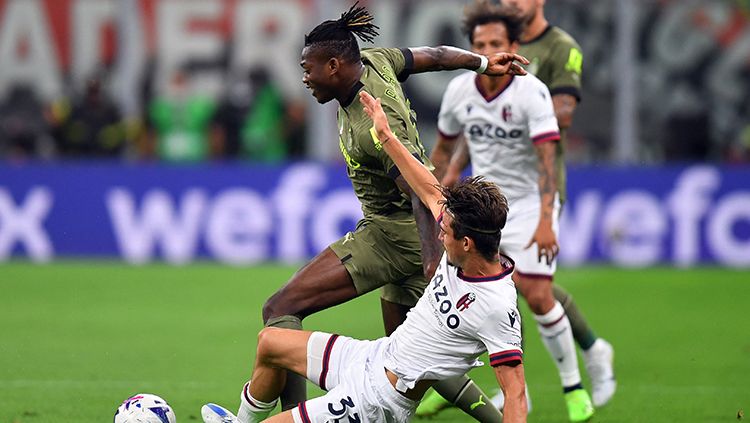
[383,253,522,391]
[437,72,560,202]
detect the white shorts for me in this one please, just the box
[291,332,417,423]
[500,194,560,278]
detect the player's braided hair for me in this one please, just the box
[439,176,509,262]
[462,0,524,44]
[304,2,380,63]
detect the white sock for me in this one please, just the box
[534,301,582,389]
[237,381,277,423]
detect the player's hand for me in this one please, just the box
[485,53,529,76]
[441,165,461,187]
[359,91,392,140]
[525,222,559,266]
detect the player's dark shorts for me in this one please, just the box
[329,212,426,307]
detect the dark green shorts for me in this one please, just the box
[329,213,427,307]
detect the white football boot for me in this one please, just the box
[201,403,238,423]
[583,338,617,407]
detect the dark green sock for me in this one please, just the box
[265,315,305,411]
[553,284,597,350]
[433,375,503,422]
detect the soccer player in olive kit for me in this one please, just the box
[219,4,529,421]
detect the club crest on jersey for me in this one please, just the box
[501,105,512,122]
[456,292,477,312]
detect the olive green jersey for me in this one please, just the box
[337,47,433,217]
[519,26,583,204]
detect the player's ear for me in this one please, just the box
[327,57,340,76]
[463,236,472,252]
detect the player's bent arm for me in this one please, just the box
[360,91,443,219]
[397,176,442,279]
[552,93,578,130]
[407,46,528,77]
[429,133,459,181]
[534,141,558,224]
[494,363,527,423]
[444,137,470,187]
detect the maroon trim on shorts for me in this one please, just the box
[319,334,340,390]
[298,402,312,423]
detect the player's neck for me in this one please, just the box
[477,74,513,97]
[459,255,503,279]
[521,12,549,43]
[336,63,365,105]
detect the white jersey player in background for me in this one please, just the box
[200,87,529,423]
[429,3,594,421]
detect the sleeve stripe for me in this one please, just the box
[532,131,560,145]
[490,349,523,366]
[398,48,414,82]
[438,129,461,140]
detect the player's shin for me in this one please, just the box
[552,284,597,350]
[534,301,581,389]
[238,381,277,423]
[265,315,305,411]
[433,375,504,422]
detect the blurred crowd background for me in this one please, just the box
[0,0,748,164]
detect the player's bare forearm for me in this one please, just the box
[428,134,457,181]
[552,94,578,130]
[444,138,470,185]
[402,182,442,279]
[495,363,527,423]
[535,141,558,223]
[408,46,528,76]
[360,91,444,218]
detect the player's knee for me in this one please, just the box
[256,327,284,363]
[520,283,554,313]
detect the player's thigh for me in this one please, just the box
[331,215,424,299]
[264,247,357,319]
[501,197,559,278]
[263,410,294,423]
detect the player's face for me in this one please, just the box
[300,47,336,104]
[503,0,540,24]
[471,22,518,57]
[439,211,465,265]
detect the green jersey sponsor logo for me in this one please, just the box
[565,48,583,74]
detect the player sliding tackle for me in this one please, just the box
[200,88,529,423]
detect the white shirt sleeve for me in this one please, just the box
[437,78,463,138]
[525,80,560,145]
[476,303,523,367]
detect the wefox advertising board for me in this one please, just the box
[0,163,748,267]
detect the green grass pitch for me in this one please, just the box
[1,262,748,422]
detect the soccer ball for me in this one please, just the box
[113,393,176,423]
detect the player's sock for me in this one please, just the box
[432,375,504,422]
[534,301,582,389]
[237,381,277,423]
[265,315,305,411]
[553,284,597,350]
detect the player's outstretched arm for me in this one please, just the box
[360,91,443,219]
[408,46,529,76]
[494,363,528,423]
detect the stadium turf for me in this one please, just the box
[0,262,747,422]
